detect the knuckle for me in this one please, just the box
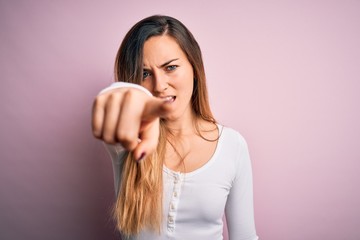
[124,88,146,101]
[108,91,122,101]
[92,128,101,138]
[92,100,102,113]
[105,94,121,108]
[93,94,106,107]
[125,142,137,151]
[91,117,102,138]
[116,131,137,150]
[103,133,115,144]
[123,89,134,100]
[116,131,131,142]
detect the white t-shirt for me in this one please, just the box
[102,82,259,240]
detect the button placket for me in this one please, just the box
[167,172,184,233]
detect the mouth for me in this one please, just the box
[159,95,176,103]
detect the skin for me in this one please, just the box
[141,35,195,130]
[92,35,217,170]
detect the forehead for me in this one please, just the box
[143,35,186,64]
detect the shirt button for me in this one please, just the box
[170,204,175,210]
[173,192,178,197]
[168,216,174,224]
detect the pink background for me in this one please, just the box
[1,1,359,239]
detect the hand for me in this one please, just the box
[92,88,169,161]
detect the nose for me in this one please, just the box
[153,72,169,94]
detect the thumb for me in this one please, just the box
[133,96,171,161]
[133,118,160,162]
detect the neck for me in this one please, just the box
[163,112,198,137]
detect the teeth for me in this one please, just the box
[162,96,174,102]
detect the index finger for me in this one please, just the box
[142,96,173,122]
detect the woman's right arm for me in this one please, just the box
[91,82,170,161]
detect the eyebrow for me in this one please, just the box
[159,58,179,68]
[143,58,179,69]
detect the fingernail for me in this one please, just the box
[137,152,146,162]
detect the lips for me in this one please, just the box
[160,95,176,103]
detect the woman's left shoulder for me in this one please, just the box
[218,125,248,148]
[216,125,251,175]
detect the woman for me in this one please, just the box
[92,15,258,240]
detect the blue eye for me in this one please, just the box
[166,65,177,71]
[143,71,151,79]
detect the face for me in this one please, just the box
[142,35,194,122]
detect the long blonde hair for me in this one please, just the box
[113,15,216,236]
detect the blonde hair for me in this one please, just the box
[112,15,216,236]
[113,125,166,235]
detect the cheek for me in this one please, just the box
[176,67,194,89]
[183,71,194,94]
